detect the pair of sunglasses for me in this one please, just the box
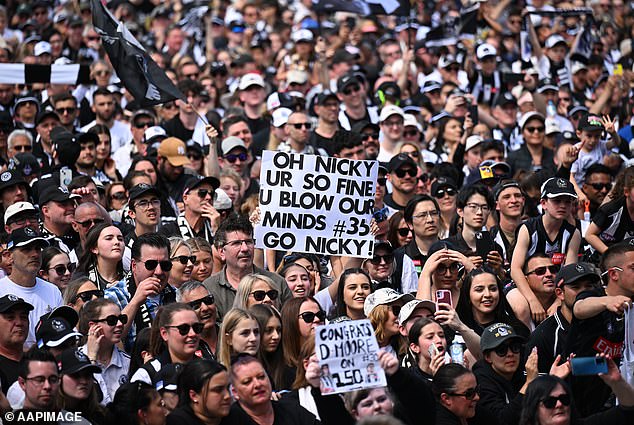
[165,322,204,335]
[138,259,173,272]
[171,255,196,265]
[188,295,215,310]
[50,263,76,275]
[93,314,128,326]
[298,310,326,323]
[74,290,104,303]
[251,289,279,301]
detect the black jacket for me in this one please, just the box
[434,403,499,425]
[166,404,207,425]
[472,360,524,425]
[220,398,319,425]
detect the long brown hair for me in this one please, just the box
[149,303,195,357]
[609,166,634,202]
[292,336,315,390]
[281,296,320,367]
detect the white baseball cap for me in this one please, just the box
[213,188,232,210]
[398,299,436,324]
[34,41,52,57]
[476,43,497,60]
[4,201,36,224]
[238,73,265,91]
[364,288,414,317]
[379,105,405,123]
[403,114,422,132]
[465,135,484,151]
[272,107,292,128]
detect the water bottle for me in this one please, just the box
[450,340,464,365]
[547,100,557,118]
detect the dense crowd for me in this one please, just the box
[0,0,633,424]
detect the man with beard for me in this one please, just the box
[75,132,100,180]
[489,180,525,264]
[81,88,133,153]
[337,73,379,130]
[352,121,380,160]
[0,295,33,393]
[176,281,218,360]
[309,91,340,155]
[580,164,612,219]
[38,184,81,256]
[156,137,195,204]
[0,228,62,347]
[204,215,291,321]
[105,233,174,352]
[163,176,220,241]
[507,254,559,329]
[52,93,80,133]
[384,153,417,214]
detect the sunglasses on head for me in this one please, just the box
[251,289,279,301]
[435,188,457,198]
[493,341,522,357]
[138,259,173,271]
[224,152,248,163]
[541,394,571,409]
[74,289,103,303]
[50,263,76,276]
[93,314,128,326]
[397,228,410,237]
[171,255,196,265]
[298,310,326,323]
[369,254,394,265]
[165,322,204,335]
[188,295,215,310]
[394,168,417,178]
[362,133,379,141]
[527,265,559,276]
[76,218,105,228]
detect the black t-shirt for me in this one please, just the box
[0,354,19,393]
[162,116,194,142]
[246,116,269,137]
[565,287,628,416]
[309,131,336,156]
[591,197,634,245]
[525,308,570,373]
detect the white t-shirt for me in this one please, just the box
[82,120,133,153]
[0,277,63,347]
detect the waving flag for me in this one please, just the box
[91,0,183,106]
[312,0,409,16]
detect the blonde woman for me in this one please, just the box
[233,274,280,310]
[217,308,260,367]
[186,238,213,282]
[168,237,195,289]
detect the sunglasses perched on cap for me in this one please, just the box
[164,322,204,335]
[526,265,559,276]
[137,259,173,271]
[188,295,215,310]
[74,290,104,303]
[250,289,279,301]
[224,152,248,163]
[298,310,326,323]
[93,314,128,326]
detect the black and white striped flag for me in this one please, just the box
[0,64,91,85]
[91,0,183,106]
[312,0,409,16]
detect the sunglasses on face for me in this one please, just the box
[493,341,522,357]
[188,153,202,161]
[342,84,361,95]
[251,289,279,301]
[196,189,214,199]
[49,263,76,276]
[525,126,545,133]
[588,182,612,191]
[449,386,480,400]
[390,304,401,317]
[138,259,173,271]
[95,70,111,77]
[361,133,379,141]
[110,192,127,201]
[397,228,411,237]
[93,314,128,326]
[394,168,417,178]
[527,265,559,276]
[134,121,154,129]
[13,145,32,152]
[435,188,457,198]
[224,152,248,163]
[403,130,420,138]
[436,263,459,274]
[369,254,394,265]
[377,177,387,186]
[171,255,196,265]
[165,322,204,335]
[56,107,77,114]
[188,295,215,310]
[74,289,103,303]
[290,122,312,130]
[162,103,177,110]
[298,310,326,323]
[76,218,105,228]
[541,394,571,409]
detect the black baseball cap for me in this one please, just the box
[480,323,524,352]
[128,183,160,202]
[0,169,29,193]
[0,294,33,313]
[350,121,379,134]
[577,113,605,132]
[495,92,517,107]
[35,316,81,348]
[387,153,417,173]
[38,184,81,205]
[183,175,220,194]
[36,109,60,125]
[540,177,577,199]
[337,74,361,93]
[7,228,49,250]
[555,262,601,288]
[492,179,521,201]
[315,90,339,105]
[57,348,101,375]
